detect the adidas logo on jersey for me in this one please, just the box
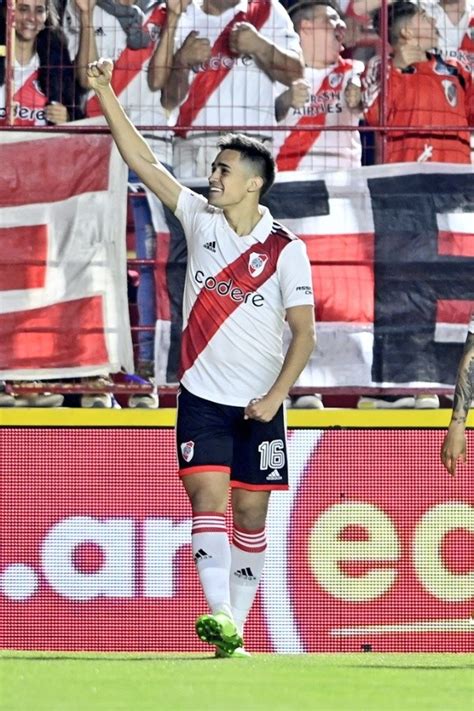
[266,470,283,481]
[194,548,212,562]
[203,241,216,252]
[234,567,256,581]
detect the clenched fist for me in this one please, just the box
[86,57,114,91]
[289,78,311,109]
[229,22,261,57]
[176,31,211,68]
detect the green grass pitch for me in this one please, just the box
[1,651,472,711]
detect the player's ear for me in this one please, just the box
[248,175,264,194]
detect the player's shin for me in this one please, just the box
[192,512,232,617]
[229,524,267,634]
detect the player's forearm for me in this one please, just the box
[148,13,181,91]
[252,41,304,86]
[450,332,474,426]
[94,84,158,169]
[267,329,316,401]
[77,14,99,89]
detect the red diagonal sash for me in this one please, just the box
[86,4,167,117]
[179,226,288,378]
[174,0,271,138]
[276,59,352,171]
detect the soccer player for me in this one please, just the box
[86,57,316,657]
[440,313,474,476]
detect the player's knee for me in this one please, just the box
[186,487,228,514]
[232,497,269,531]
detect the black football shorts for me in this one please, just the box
[176,385,288,491]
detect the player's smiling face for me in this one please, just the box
[208,149,256,208]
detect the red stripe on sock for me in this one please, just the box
[192,511,227,535]
[233,524,265,535]
[232,526,267,553]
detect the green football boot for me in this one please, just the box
[195,612,243,654]
[214,645,251,658]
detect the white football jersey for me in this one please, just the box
[175,189,314,406]
[63,1,173,161]
[424,0,474,55]
[274,58,364,171]
[469,312,474,333]
[173,0,301,136]
[0,56,47,126]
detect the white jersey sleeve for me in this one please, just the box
[469,312,474,334]
[277,239,314,309]
[175,188,211,245]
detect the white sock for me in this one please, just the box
[229,525,267,635]
[192,512,232,618]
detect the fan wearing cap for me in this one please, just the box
[274,0,364,172]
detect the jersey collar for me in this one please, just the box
[248,205,273,243]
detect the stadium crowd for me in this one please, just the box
[0,0,473,408]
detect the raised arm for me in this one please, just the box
[87,59,182,212]
[73,0,99,89]
[147,0,192,91]
[228,22,303,86]
[440,331,474,476]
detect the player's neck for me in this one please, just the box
[223,204,263,236]
[202,0,240,16]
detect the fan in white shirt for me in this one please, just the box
[274,0,364,172]
[147,0,304,178]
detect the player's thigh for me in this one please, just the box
[176,386,235,475]
[182,470,230,513]
[232,405,288,490]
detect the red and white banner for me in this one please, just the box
[1,426,472,652]
[0,130,133,379]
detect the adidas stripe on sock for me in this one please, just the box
[192,512,232,618]
[230,525,267,635]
